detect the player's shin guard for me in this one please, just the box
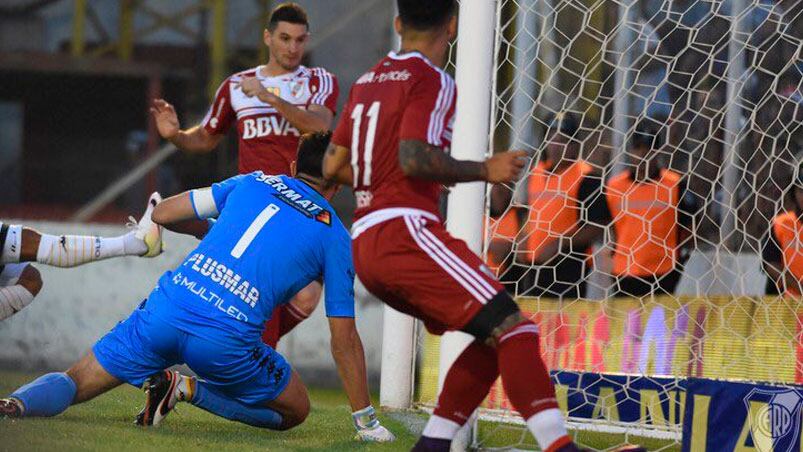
[415,341,499,451]
[190,381,283,429]
[497,321,570,452]
[9,372,76,417]
[36,233,143,268]
[0,284,35,321]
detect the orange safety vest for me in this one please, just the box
[486,208,520,272]
[772,211,803,295]
[606,169,680,277]
[520,160,593,263]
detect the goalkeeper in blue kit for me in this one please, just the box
[0,131,395,442]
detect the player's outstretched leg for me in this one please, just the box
[0,264,42,320]
[0,193,163,268]
[0,351,121,418]
[137,369,309,431]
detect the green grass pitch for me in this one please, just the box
[1,370,680,451]
[0,370,417,451]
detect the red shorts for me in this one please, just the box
[353,211,503,335]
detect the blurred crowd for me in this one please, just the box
[483,0,803,299]
[486,111,803,299]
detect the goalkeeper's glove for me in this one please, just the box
[352,405,396,442]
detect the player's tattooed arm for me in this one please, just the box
[322,143,354,186]
[398,139,486,184]
[398,139,527,185]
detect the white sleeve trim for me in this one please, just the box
[426,72,455,147]
[191,188,219,219]
[311,68,334,106]
[201,78,230,129]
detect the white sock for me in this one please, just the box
[526,408,570,451]
[0,225,22,264]
[0,284,35,320]
[36,232,145,268]
[175,375,196,402]
[122,231,148,256]
[421,415,461,440]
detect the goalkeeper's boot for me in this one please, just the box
[136,370,182,427]
[0,398,23,418]
[129,192,164,258]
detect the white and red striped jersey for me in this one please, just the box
[331,51,456,221]
[203,65,339,175]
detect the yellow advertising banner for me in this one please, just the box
[416,296,803,410]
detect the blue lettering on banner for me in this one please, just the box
[548,370,803,451]
[552,371,686,426]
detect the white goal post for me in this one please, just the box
[379,0,499,411]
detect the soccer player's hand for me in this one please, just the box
[150,99,180,140]
[352,406,396,442]
[484,150,527,184]
[238,77,267,98]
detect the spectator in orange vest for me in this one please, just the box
[517,112,607,298]
[763,167,803,296]
[605,120,699,298]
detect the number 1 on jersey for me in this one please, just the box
[231,204,280,258]
[350,101,381,188]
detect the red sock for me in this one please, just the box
[433,340,499,425]
[278,303,310,337]
[261,307,282,348]
[497,321,559,419]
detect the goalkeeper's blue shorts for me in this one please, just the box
[92,301,292,405]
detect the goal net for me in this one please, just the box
[409,0,803,450]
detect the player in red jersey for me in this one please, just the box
[150,3,337,349]
[324,1,600,451]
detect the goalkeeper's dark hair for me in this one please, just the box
[296,131,332,179]
[631,118,666,150]
[267,2,308,31]
[397,0,456,31]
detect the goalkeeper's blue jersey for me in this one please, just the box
[146,172,355,346]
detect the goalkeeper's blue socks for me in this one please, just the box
[189,380,283,429]
[10,372,76,417]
